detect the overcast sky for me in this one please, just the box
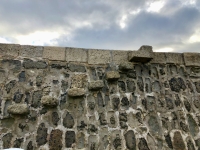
[0,0,200,52]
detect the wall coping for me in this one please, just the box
[0,43,199,66]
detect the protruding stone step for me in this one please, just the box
[106,71,120,80]
[129,45,153,63]
[88,80,104,90]
[41,96,58,107]
[68,88,85,97]
[7,104,29,115]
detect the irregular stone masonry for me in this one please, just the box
[0,43,200,149]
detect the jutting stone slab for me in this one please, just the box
[7,104,29,115]
[41,96,58,107]
[129,45,153,63]
[68,88,85,97]
[88,80,104,90]
[106,71,120,80]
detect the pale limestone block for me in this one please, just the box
[43,46,65,61]
[88,49,111,64]
[66,47,87,62]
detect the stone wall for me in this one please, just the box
[0,43,200,150]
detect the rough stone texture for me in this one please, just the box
[119,62,134,70]
[129,45,153,63]
[68,63,86,72]
[20,45,43,57]
[184,53,200,66]
[7,104,29,115]
[0,44,200,149]
[66,47,87,62]
[65,131,75,148]
[36,123,48,146]
[0,43,19,58]
[49,129,63,150]
[68,88,85,97]
[106,71,120,80]
[43,46,65,61]
[88,80,104,90]
[112,50,129,64]
[88,49,111,64]
[23,59,47,69]
[172,131,186,150]
[166,53,184,64]
[41,95,58,107]
[124,130,136,150]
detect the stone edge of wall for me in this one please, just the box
[0,43,199,66]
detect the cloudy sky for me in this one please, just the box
[0,0,200,52]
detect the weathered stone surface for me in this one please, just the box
[18,71,26,82]
[71,74,87,88]
[148,116,161,135]
[43,46,65,61]
[150,52,166,64]
[2,133,13,148]
[65,131,75,148]
[36,75,43,86]
[88,49,111,64]
[138,138,150,150]
[36,123,48,146]
[68,63,86,72]
[13,91,23,103]
[66,47,87,62]
[129,45,153,63]
[173,131,186,150]
[23,59,47,69]
[112,50,129,64]
[13,138,23,148]
[0,43,19,58]
[20,45,43,57]
[7,104,29,115]
[124,130,136,150]
[165,134,173,149]
[106,71,120,80]
[32,90,42,108]
[63,112,74,128]
[113,134,121,149]
[5,80,16,93]
[195,81,200,93]
[88,80,104,90]
[68,88,85,97]
[169,77,186,92]
[52,112,59,126]
[166,53,184,64]
[49,129,63,150]
[119,62,134,70]
[41,95,58,107]
[187,114,199,137]
[184,53,200,66]
[27,141,34,150]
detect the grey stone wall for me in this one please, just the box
[0,43,200,150]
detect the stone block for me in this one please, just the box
[20,45,43,57]
[184,53,200,66]
[68,88,85,97]
[106,71,120,80]
[0,43,20,58]
[41,95,58,107]
[119,62,134,70]
[88,49,111,64]
[66,47,87,62]
[88,80,104,90]
[7,104,29,115]
[166,53,184,64]
[43,46,65,61]
[129,45,153,63]
[112,50,129,64]
[150,52,166,64]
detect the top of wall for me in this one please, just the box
[0,43,199,66]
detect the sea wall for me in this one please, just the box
[0,43,200,150]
